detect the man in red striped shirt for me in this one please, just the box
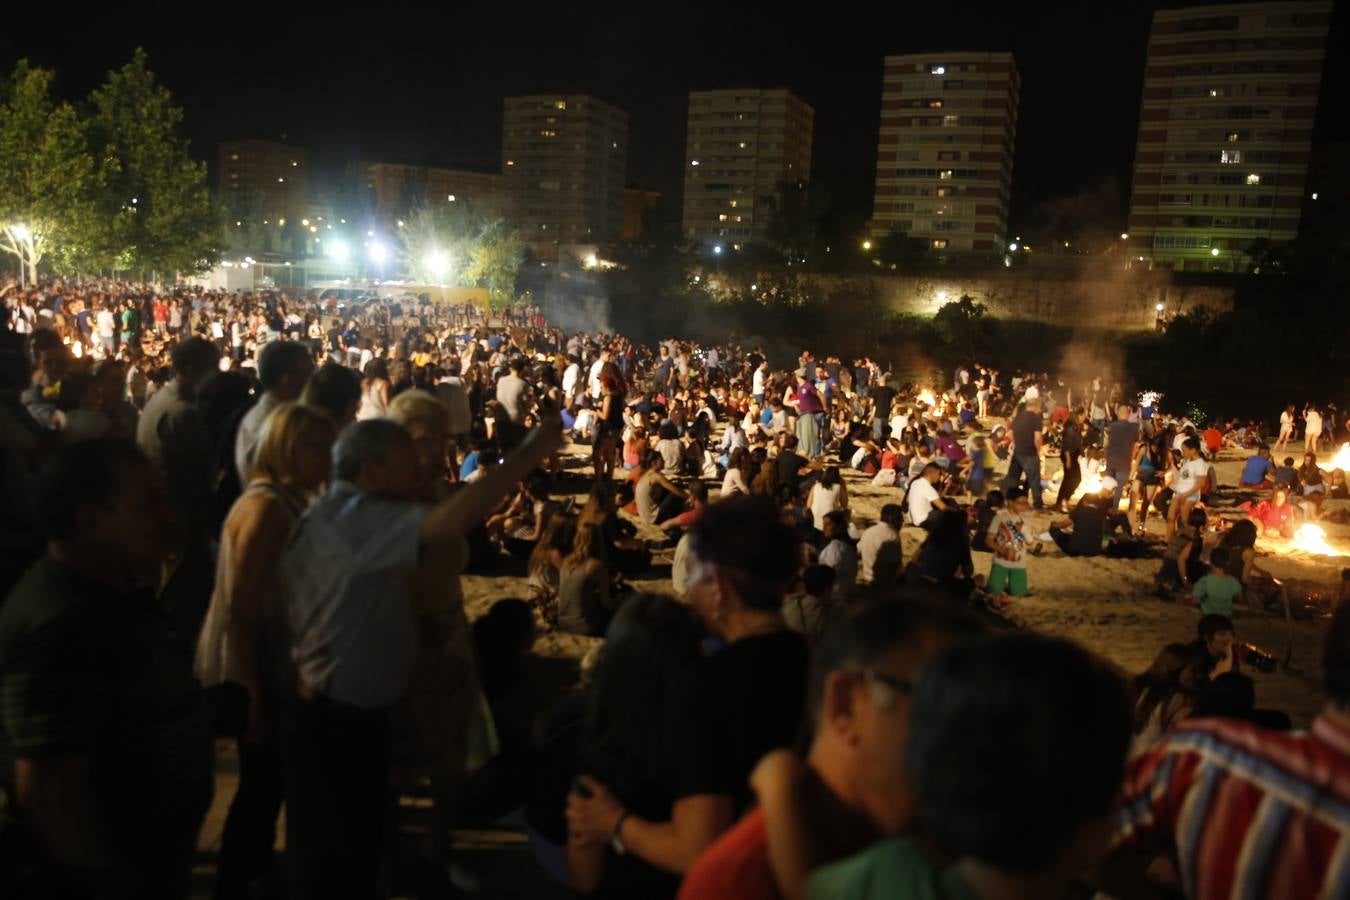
[1113,604,1350,899]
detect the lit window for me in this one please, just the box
[555,100,566,110]
[738,142,747,149]
[691,159,700,166]
[230,153,239,161]
[1246,174,1261,185]
[506,160,515,166]
[1227,132,1240,142]
[930,65,946,75]
[939,170,954,180]
[1220,150,1242,164]
[718,214,729,222]
[942,115,959,127]
[277,177,285,183]
[540,130,557,137]
[291,160,298,167]
[729,200,738,208]
[932,239,948,249]
[928,100,943,108]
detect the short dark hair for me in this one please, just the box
[1198,613,1235,645]
[258,340,312,391]
[810,592,984,720]
[170,336,219,375]
[879,504,903,528]
[37,438,151,541]
[802,563,835,596]
[1184,437,1201,453]
[301,363,362,423]
[1006,486,1027,502]
[907,633,1131,874]
[1323,603,1350,705]
[1209,547,1231,570]
[689,495,802,612]
[332,419,412,482]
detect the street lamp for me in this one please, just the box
[862,240,873,251]
[328,239,350,263]
[1120,233,1129,240]
[368,242,388,265]
[712,244,724,256]
[11,223,30,241]
[425,249,449,282]
[1155,303,1164,312]
[1211,247,1221,257]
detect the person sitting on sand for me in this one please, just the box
[1047,483,1132,558]
[1239,444,1275,489]
[1156,507,1209,596]
[1129,642,1207,755]
[1248,485,1296,539]
[1274,456,1300,491]
[1188,547,1243,616]
[905,509,976,602]
[1299,451,1326,521]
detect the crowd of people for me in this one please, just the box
[2,274,1349,900]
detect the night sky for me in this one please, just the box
[5,2,1346,242]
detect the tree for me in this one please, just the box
[762,179,827,266]
[876,227,929,271]
[86,49,222,274]
[932,294,992,357]
[464,220,526,307]
[398,202,480,284]
[0,62,102,284]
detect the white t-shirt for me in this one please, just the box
[1306,411,1323,434]
[1175,458,1209,496]
[588,359,605,399]
[858,522,899,582]
[908,477,941,526]
[562,363,581,397]
[1024,384,1040,401]
[1280,411,1294,433]
[752,368,766,395]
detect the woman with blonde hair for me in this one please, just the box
[196,402,337,899]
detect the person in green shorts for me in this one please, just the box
[1190,547,1244,616]
[987,485,1030,603]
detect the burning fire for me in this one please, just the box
[917,388,937,407]
[1322,443,1350,472]
[1289,523,1348,557]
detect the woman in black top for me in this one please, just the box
[907,509,977,601]
[1052,409,1085,513]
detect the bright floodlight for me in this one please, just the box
[585,253,598,268]
[11,224,30,240]
[1120,233,1129,240]
[713,244,724,255]
[862,240,873,251]
[425,250,449,280]
[1008,242,1019,251]
[1155,303,1165,312]
[368,242,388,264]
[328,240,350,262]
[936,290,948,301]
[1211,248,1221,257]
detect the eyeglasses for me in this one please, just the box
[856,668,913,702]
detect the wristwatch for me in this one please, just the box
[610,812,631,855]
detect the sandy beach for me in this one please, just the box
[460,437,1345,728]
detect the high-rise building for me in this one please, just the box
[1127,1,1332,271]
[681,89,814,247]
[870,53,1019,254]
[365,162,508,222]
[502,95,628,256]
[217,139,308,221]
[623,188,662,240]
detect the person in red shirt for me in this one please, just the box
[1107,603,1350,899]
[676,594,984,900]
[660,481,709,535]
[1248,485,1296,539]
[1202,423,1224,455]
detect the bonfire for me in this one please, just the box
[1288,523,1348,557]
[916,388,937,408]
[1321,443,1350,472]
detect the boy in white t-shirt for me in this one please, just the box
[988,486,1030,606]
[1167,437,1209,541]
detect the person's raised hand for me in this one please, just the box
[565,775,624,846]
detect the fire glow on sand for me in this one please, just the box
[1287,524,1348,557]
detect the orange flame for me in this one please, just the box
[1289,523,1348,557]
[917,388,937,407]
[1322,442,1350,472]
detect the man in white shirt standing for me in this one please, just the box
[96,305,117,355]
[1167,437,1209,541]
[858,504,904,585]
[588,348,610,401]
[752,360,769,405]
[561,355,581,402]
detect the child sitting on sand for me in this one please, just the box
[1190,547,1244,616]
